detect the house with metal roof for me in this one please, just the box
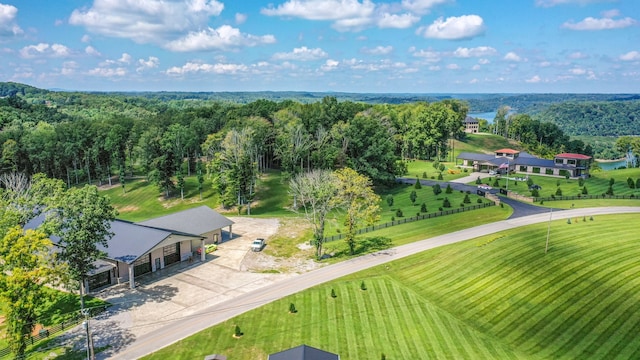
[456,148,592,178]
[25,206,234,291]
[463,116,479,133]
[268,345,339,360]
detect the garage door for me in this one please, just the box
[163,242,180,266]
[133,254,152,276]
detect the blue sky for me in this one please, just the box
[0,0,638,93]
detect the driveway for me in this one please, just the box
[61,217,295,358]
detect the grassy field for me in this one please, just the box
[472,167,640,201]
[143,213,640,360]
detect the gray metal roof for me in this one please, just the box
[137,206,233,236]
[269,345,339,360]
[456,152,495,161]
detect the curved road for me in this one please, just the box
[106,206,640,359]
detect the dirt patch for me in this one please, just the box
[118,205,139,213]
[236,217,322,274]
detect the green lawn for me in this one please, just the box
[143,213,640,360]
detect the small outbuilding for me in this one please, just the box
[268,344,339,360]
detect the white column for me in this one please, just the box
[128,266,135,289]
[200,238,206,262]
[228,225,233,240]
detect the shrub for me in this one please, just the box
[609,178,615,186]
[556,187,562,196]
[234,325,243,337]
[331,288,337,298]
[438,207,443,211]
[289,303,297,313]
[463,168,468,173]
[578,177,584,187]
[627,177,635,189]
[410,190,417,205]
[442,197,451,208]
[475,176,482,184]
[590,216,594,221]
[360,281,367,291]
[422,171,427,178]
[527,177,534,187]
[386,194,394,207]
[463,194,471,203]
[420,203,427,212]
[636,178,640,189]
[567,218,571,224]
[414,178,422,189]
[477,198,483,203]
[395,209,403,217]
[493,178,500,187]
[445,184,453,194]
[582,186,588,195]
[556,179,561,187]
[391,216,395,222]
[531,188,539,197]
[437,173,443,180]
[417,212,421,217]
[432,184,442,195]
[606,185,614,196]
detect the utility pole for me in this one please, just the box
[82,309,95,360]
[545,208,552,254]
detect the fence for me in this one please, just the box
[0,305,109,359]
[534,194,640,202]
[324,202,495,243]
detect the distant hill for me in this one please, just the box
[534,101,640,136]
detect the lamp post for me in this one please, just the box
[81,309,95,360]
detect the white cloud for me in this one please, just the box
[472,64,480,70]
[446,63,459,70]
[261,0,375,21]
[88,67,127,77]
[321,59,340,71]
[535,0,613,7]
[416,15,485,40]
[453,46,497,58]
[118,53,132,64]
[333,16,373,32]
[85,45,101,56]
[376,13,420,29]
[478,58,490,65]
[428,65,440,71]
[411,49,441,62]
[469,78,479,84]
[164,25,276,52]
[568,51,588,59]
[361,45,393,55]
[61,61,78,76]
[0,3,23,37]
[569,67,586,75]
[272,46,328,61]
[70,0,235,48]
[539,60,552,67]
[166,61,249,75]
[19,43,71,58]
[562,11,636,30]
[503,52,522,62]
[235,13,247,25]
[620,51,640,61]
[526,75,542,83]
[81,34,91,43]
[401,0,448,15]
[137,56,159,72]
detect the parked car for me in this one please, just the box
[478,184,492,190]
[529,184,542,190]
[251,238,265,252]
[488,170,496,175]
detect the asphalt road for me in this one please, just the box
[106,206,640,359]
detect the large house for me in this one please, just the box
[463,116,479,133]
[26,206,234,291]
[456,148,592,178]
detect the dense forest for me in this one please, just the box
[0,81,635,208]
[534,101,640,136]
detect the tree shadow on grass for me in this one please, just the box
[331,236,393,258]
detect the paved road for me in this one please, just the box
[106,206,640,359]
[398,176,558,219]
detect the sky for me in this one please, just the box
[0,0,638,93]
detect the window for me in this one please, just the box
[545,168,554,175]
[519,165,527,172]
[533,167,540,174]
[555,158,564,164]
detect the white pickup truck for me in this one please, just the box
[251,238,265,252]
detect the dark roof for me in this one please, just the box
[269,345,339,360]
[464,116,478,123]
[137,206,233,235]
[457,152,495,161]
[514,157,555,167]
[24,214,203,265]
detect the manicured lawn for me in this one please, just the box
[143,213,640,360]
[404,159,470,182]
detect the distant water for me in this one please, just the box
[597,159,628,171]
[468,112,496,123]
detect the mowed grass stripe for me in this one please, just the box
[377,279,414,358]
[515,252,636,356]
[549,271,640,359]
[496,241,640,341]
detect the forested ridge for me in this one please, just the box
[0,81,634,209]
[534,100,640,136]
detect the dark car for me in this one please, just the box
[529,184,542,190]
